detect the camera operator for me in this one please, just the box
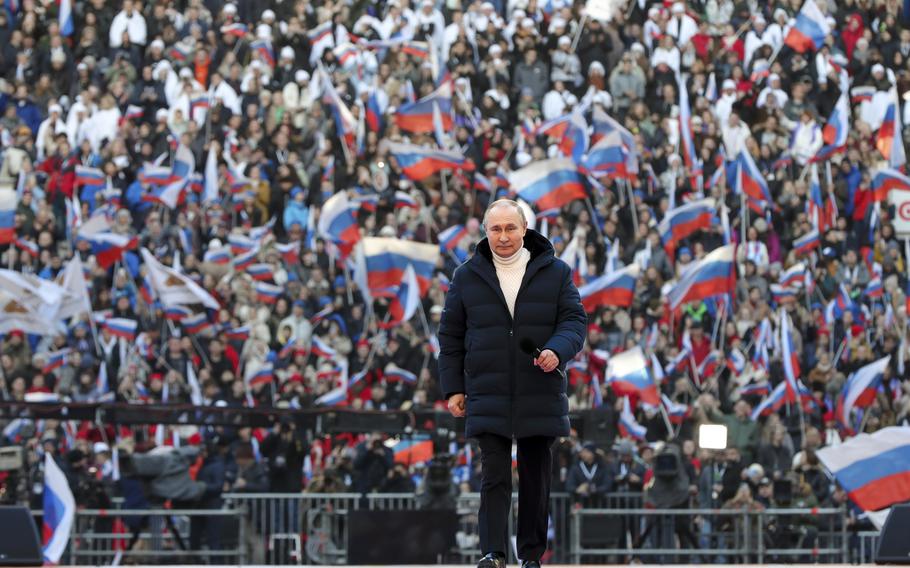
[380,462,416,493]
[565,443,611,506]
[353,432,393,494]
[611,440,646,493]
[764,475,819,562]
[260,417,309,493]
[637,443,697,554]
[417,453,457,510]
[229,444,269,493]
[192,436,234,558]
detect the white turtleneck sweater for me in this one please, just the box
[492,247,531,317]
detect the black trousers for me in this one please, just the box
[476,433,554,561]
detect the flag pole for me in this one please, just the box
[658,404,674,441]
[625,179,639,237]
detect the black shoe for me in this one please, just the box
[478,553,506,568]
[521,561,541,568]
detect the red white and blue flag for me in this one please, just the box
[388,142,474,181]
[42,348,71,374]
[606,347,659,406]
[666,245,736,310]
[254,282,282,304]
[537,111,588,163]
[619,397,647,441]
[395,81,453,134]
[578,264,639,311]
[817,426,910,513]
[245,363,274,387]
[105,318,138,341]
[591,107,638,175]
[751,381,791,419]
[735,150,775,210]
[75,165,106,188]
[42,452,75,563]
[311,336,338,359]
[784,0,830,52]
[871,167,910,202]
[357,237,440,296]
[657,198,716,258]
[793,229,820,255]
[583,130,632,180]
[438,224,467,251]
[85,232,138,269]
[384,363,417,384]
[511,158,586,211]
[317,191,361,257]
[384,264,420,328]
[836,356,889,434]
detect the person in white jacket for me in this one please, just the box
[109,0,147,48]
[35,104,67,161]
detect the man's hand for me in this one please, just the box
[534,349,559,373]
[447,393,466,417]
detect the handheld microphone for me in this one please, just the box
[519,337,566,378]
[519,338,541,358]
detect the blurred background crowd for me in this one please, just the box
[0,0,907,539]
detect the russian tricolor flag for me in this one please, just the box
[818,93,849,160]
[274,241,300,265]
[0,190,12,244]
[14,237,39,258]
[105,318,138,341]
[388,142,474,181]
[836,356,889,434]
[42,452,75,563]
[784,0,830,53]
[85,232,138,269]
[578,264,639,311]
[225,325,251,342]
[366,90,386,133]
[780,311,801,400]
[246,363,274,386]
[395,82,453,134]
[251,39,275,67]
[657,198,716,257]
[254,282,282,304]
[138,165,175,187]
[667,244,736,310]
[511,158,586,211]
[606,347,659,406]
[817,426,910,513]
[591,107,638,174]
[358,237,440,296]
[220,22,248,37]
[872,167,910,202]
[317,191,361,256]
[779,263,808,289]
[232,247,260,271]
[438,224,467,251]
[583,130,630,179]
[792,229,820,255]
[537,111,588,163]
[164,306,193,321]
[42,348,71,374]
[384,363,417,384]
[203,246,232,265]
[246,263,273,281]
[662,394,690,424]
[58,0,73,36]
[75,165,106,188]
[394,191,420,210]
[181,312,211,335]
[751,381,791,419]
[384,264,420,328]
[619,397,647,441]
[735,150,775,210]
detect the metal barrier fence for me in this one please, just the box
[570,507,849,564]
[52,493,879,565]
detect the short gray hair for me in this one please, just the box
[482,199,527,228]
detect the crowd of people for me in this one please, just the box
[0,0,907,540]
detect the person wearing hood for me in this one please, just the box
[440,199,586,568]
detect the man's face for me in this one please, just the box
[485,204,527,257]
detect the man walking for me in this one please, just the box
[439,200,587,568]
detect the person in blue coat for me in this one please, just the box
[439,199,586,568]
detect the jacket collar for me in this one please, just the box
[466,230,556,319]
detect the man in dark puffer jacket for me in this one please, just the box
[439,199,586,568]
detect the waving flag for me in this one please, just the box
[578,264,639,311]
[793,229,820,255]
[181,312,212,335]
[658,198,716,257]
[384,264,420,328]
[0,189,12,244]
[225,325,250,342]
[606,347,659,405]
[141,248,220,309]
[317,191,361,256]
[751,381,791,419]
[245,362,274,387]
[678,74,702,182]
[538,111,588,163]
[591,107,638,175]
[662,394,691,424]
[366,89,387,132]
[42,452,75,563]
[84,232,138,269]
[438,224,467,251]
[836,356,890,433]
[75,165,105,189]
[251,39,275,67]
[384,363,418,384]
[356,237,440,296]
[817,426,910,513]
[318,67,357,158]
[58,0,73,36]
[779,263,808,289]
[667,245,736,310]
[395,81,453,133]
[164,306,193,321]
[735,150,775,210]
[780,311,801,399]
[42,349,71,374]
[583,130,631,179]
[876,91,906,168]
[311,336,338,359]
[872,168,910,202]
[254,282,282,303]
[817,92,849,160]
[388,142,473,181]
[105,318,137,341]
[865,276,884,299]
[619,397,647,441]
[784,0,830,52]
[511,158,586,211]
